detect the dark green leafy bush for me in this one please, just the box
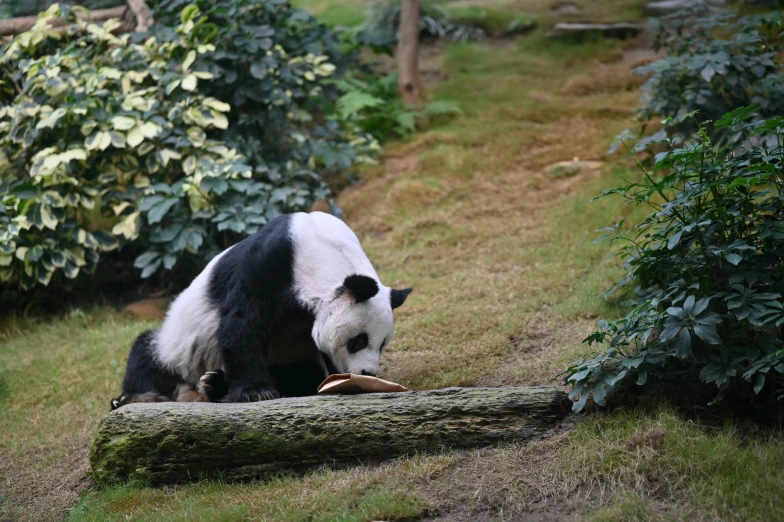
[563,108,784,412]
[0,3,377,299]
[632,9,784,144]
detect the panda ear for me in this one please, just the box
[339,274,379,304]
[391,288,413,309]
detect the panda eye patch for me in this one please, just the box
[347,333,369,354]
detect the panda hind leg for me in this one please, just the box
[111,329,179,410]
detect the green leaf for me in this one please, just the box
[202,98,231,112]
[92,230,119,252]
[127,127,144,147]
[180,4,200,23]
[85,131,102,151]
[667,229,683,250]
[694,324,720,345]
[140,122,161,139]
[109,131,126,148]
[140,259,162,279]
[337,92,383,118]
[51,252,66,268]
[31,204,58,230]
[395,112,417,134]
[134,251,160,269]
[43,191,65,207]
[753,373,765,394]
[674,328,691,359]
[211,111,228,129]
[112,116,136,131]
[36,107,67,130]
[250,61,267,79]
[26,245,44,262]
[63,262,80,279]
[183,50,197,71]
[112,212,139,239]
[147,199,178,224]
[163,254,177,270]
[725,253,742,265]
[182,75,198,91]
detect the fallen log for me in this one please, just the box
[547,22,644,39]
[0,6,128,37]
[90,386,571,485]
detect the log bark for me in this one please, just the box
[0,6,128,37]
[397,0,421,104]
[547,22,644,39]
[90,386,571,485]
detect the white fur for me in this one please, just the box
[155,247,232,383]
[291,212,394,375]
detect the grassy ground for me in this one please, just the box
[2,1,784,521]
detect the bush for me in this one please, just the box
[632,9,784,144]
[0,3,377,300]
[563,107,784,412]
[334,72,461,142]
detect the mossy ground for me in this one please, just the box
[2,1,783,521]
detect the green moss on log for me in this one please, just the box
[90,386,570,485]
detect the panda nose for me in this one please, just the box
[361,370,377,377]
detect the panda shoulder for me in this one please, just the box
[292,211,360,246]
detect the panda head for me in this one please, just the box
[312,274,412,377]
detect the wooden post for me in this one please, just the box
[126,0,154,32]
[397,0,421,104]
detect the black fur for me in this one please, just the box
[347,332,369,354]
[391,288,413,309]
[206,214,306,402]
[112,329,179,409]
[341,274,379,303]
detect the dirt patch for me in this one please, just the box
[559,61,645,95]
[123,297,170,319]
[0,440,91,521]
[415,417,583,521]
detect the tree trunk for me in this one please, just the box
[0,6,127,37]
[126,0,154,32]
[90,386,571,485]
[397,0,421,104]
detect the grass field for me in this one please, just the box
[2,1,784,520]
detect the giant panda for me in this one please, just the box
[111,211,412,409]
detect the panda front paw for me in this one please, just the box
[198,369,229,402]
[227,385,280,402]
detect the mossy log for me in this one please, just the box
[90,386,571,485]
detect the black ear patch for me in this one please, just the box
[341,274,380,303]
[391,288,413,309]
